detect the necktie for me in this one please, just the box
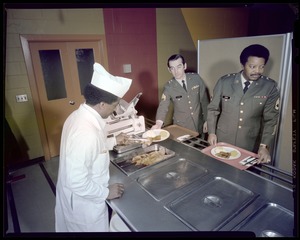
[243,81,250,94]
[182,80,187,92]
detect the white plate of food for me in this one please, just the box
[142,129,170,142]
[210,146,241,160]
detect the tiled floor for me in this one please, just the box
[5,156,59,235]
[4,156,121,236]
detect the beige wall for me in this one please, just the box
[181,8,249,46]
[5,9,105,159]
[156,8,197,126]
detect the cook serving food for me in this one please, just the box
[55,63,132,232]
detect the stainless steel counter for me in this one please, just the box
[107,138,295,236]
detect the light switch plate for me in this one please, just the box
[123,64,132,73]
[16,94,28,102]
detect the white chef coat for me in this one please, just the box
[55,103,116,232]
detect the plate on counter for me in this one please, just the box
[211,146,241,160]
[142,129,170,142]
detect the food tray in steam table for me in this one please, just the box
[111,144,176,176]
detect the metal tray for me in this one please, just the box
[137,158,208,201]
[111,144,176,176]
[165,176,257,231]
[162,124,199,141]
[113,142,142,153]
[232,202,294,237]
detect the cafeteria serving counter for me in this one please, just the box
[107,137,295,236]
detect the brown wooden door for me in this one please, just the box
[29,40,107,159]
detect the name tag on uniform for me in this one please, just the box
[254,96,267,99]
[176,95,182,99]
[222,96,230,100]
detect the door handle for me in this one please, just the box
[69,100,75,105]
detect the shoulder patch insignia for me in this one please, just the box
[161,93,166,101]
[222,73,235,79]
[275,98,279,110]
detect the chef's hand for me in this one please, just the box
[107,183,124,200]
[208,133,217,146]
[116,132,128,145]
[151,120,163,130]
[257,146,271,164]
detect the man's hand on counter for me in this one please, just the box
[107,183,124,200]
[207,133,217,146]
[257,146,271,164]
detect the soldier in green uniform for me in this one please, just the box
[151,54,209,136]
[207,44,280,164]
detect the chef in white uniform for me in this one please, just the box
[55,63,132,232]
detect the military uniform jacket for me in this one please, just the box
[207,72,280,152]
[156,72,209,133]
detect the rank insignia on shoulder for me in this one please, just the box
[222,73,235,79]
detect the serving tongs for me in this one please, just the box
[127,134,154,146]
[127,137,150,142]
[240,156,258,166]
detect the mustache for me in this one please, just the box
[250,74,261,77]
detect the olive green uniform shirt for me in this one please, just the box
[156,73,209,134]
[207,72,280,152]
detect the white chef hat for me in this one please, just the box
[91,63,132,98]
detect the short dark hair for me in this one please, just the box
[167,54,186,68]
[240,44,270,65]
[84,83,119,106]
